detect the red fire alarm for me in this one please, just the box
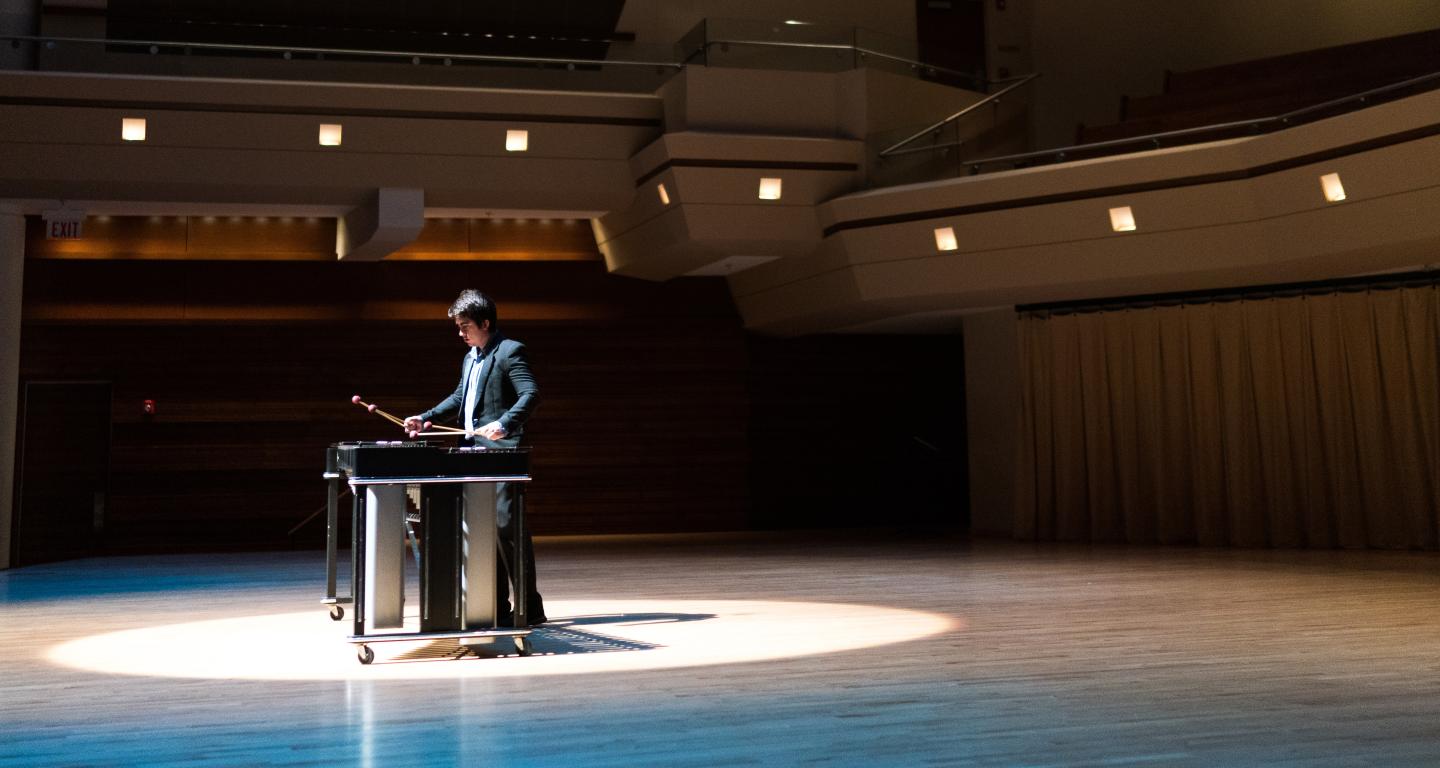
[142,399,157,416]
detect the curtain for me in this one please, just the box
[1015,285,1440,548]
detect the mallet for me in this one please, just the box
[350,395,470,437]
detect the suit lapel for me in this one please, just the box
[475,336,503,414]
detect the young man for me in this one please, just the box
[404,289,546,626]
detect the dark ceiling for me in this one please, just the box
[106,1,632,59]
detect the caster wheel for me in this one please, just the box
[357,645,374,665]
[514,637,532,657]
[329,605,345,621]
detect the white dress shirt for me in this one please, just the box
[460,347,485,432]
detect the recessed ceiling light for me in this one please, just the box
[934,226,957,251]
[758,177,783,200]
[505,129,529,152]
[1320,172,1346,202]
[318,124,342,146]
[122,118,147,141]
[657,183,671,205]
[1109,206,1136,232]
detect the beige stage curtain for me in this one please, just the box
[1015,284,1440,548]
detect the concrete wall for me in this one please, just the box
[962,307,1020,537]
[0,204,22,569]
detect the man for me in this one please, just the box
[404,289,546,626]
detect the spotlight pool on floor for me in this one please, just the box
[47,599,959,680]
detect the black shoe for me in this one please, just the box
[494,612,546,627]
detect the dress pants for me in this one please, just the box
[495,480,546,625]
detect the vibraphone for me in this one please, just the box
[322,441,534,663]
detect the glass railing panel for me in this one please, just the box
[3,34,682,93]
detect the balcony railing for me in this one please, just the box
[961,68,1440,175]
[0,33,684,93]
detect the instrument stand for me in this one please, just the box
[321,448,352,621]
[322,443,534,663]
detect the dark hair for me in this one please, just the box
[447,289,497,330]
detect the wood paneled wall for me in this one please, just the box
[25,216,599,262]
[20,257,747,550]
[18,218,969,552]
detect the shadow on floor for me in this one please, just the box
[388,612,716,662]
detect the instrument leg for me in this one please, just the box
[514,483,528,629]
[325,474,340,601]
[364,486,407,632]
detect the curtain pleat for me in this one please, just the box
[1276,300,1327,546]
[1184,305,1229,545]
[1309,296,1369,547]
[1156,309,1195,543]
[1016,284,1440,549]
[1107,311,1148,542]
[1242,300,1294,546]
[1408,288,1440,547]
[1048,317,1086,540]
[1077,313,1118,540]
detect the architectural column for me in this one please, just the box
[0,0,38,70]
[0,204,24,569]
[963,307,1020,537]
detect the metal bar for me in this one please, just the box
[0,34,682,70]
[348,474,530,486]
[881,141,966,157]
[966,68,1440,171]
[970,115,1275,168]
[351,489,364,637]
[514,483,528,629]
[324,474,339,600]
[347,627,530,644]
[1272,68,1440,119]
[286,500,326,538]
[879,73,1039,157]
[703,39,989,88]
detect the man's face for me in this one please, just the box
[455,317,490,348]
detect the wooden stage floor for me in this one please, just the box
[2,533,1438,767]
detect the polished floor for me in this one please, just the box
[2,533,1438,767]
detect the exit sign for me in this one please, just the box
[42,209,85,240]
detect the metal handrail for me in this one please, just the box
[963,67,1440,173]
[878,72,1039,158]
[0,34,684,71]
[1,32,1030,88]
[700,38,1029,91]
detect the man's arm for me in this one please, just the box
[497,342,540,434]
[477,342,539,440]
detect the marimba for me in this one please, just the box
[322,441,534,663]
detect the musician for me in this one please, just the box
[404,289,546,626]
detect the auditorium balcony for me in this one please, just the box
[4,7,1440,556]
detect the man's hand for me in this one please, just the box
[403,416,431,438]
[477,420,507,440]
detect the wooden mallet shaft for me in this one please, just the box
[351,395,471,435]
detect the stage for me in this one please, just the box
[2,533,1437,766]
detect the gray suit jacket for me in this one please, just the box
[419,334,539,448]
